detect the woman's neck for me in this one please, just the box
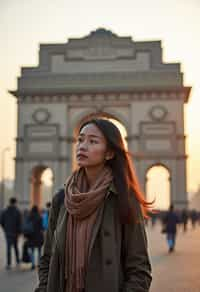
[84,165,106,188]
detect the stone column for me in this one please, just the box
[30,176,42,207]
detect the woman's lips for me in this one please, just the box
[77,153,88,159]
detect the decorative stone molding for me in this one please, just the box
[126,135,140,141]
[15,137,24,142]
[132,153,187,160]
[15,156,69,162]
[176,135,186,139]
[32,108,51,124]
[65,136,76,143]
[149,105,168,122]
[14,157,24,162]
[173,200,189,204]
[58,157,70,162]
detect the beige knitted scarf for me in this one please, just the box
[64,166,113,292]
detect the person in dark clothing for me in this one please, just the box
[26,205,44,270]
[190,209,198,229]
[163,204,179,253]
[0,197,22,269]
[181,208,189,232]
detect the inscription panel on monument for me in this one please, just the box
[25,125,58,156]
[141,123,175,135]
[67,47,134,60]
[144,139,172,152]
[140,122,176,153]
[27,126,57,137]
[28,141,54,154]
[51,52,150,74]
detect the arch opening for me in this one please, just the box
[30,165,54,208]
[146,165,171,210]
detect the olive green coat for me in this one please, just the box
[35,186,152,292]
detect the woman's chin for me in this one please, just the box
[76,161,88,167]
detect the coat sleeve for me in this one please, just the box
[122,199,152,292]
[34,189,64,292]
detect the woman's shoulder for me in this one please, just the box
[52,187,65,207]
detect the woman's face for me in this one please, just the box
[76,123,110,168]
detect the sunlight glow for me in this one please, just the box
[146,166,170,210]
[41,168,53,207]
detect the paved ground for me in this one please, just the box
[0,222,200,292]
[148,222,200,292]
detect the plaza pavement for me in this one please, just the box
[0,222,200,292]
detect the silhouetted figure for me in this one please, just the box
[25,206,44,269]
[190,209,198,229]
[0,197,22,269]
[181,208,189,232]
[198,211,200,225]
[163,204,179,253]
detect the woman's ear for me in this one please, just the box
[105,150,115,161]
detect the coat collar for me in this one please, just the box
[55,181,117,257]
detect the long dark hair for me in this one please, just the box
[78,118,153,224]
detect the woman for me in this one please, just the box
[35,118,152,292]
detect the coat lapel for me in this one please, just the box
[55,204,68,255]
[88,200,105,260]
[88,188,117,260]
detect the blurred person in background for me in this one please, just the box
[26,205,44,270]
[163,204,179,253]
[180,208,189,232]
[0,197,22,269]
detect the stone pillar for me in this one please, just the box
[173,158,188,209]
[31,176,42,207]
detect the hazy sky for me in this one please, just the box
[0,0,200,197]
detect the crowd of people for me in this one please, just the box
[0,197,51,270]
[148,205,200,253]
[1,196,200,271]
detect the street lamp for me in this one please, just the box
[0,147,10,209]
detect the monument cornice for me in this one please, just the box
[132,153,188,160]
[127,134,186,141]
[10,87,191,103]
[59,136,76,143]
[14,156,69,162]
[15,136,77,143]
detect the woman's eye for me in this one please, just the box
[90,140,98,144]
[77,137,83,143]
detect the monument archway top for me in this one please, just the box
[11,28,188,96]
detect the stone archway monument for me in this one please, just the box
[10,28,191,209]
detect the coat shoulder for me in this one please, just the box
[52,188,65,208]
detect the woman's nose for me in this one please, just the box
[78,141,88,151]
